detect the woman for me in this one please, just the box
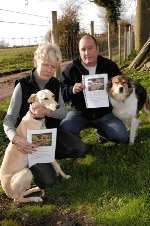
[3,42,68,188]
[3,42,88,188]
[3,42,65,153]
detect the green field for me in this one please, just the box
[0,46,36,75]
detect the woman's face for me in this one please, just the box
[36,58,57,80]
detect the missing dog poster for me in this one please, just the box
[27,128,57,167]
[82,74,109,108]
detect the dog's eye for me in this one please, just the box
[44,97,49,100]
[52,95,55,98]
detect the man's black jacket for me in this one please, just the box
[60,55,121,120]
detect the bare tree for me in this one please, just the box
[90,0,121,27]
[57,0,80,59]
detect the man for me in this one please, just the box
[60,34,128,144]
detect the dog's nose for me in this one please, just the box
[56,104,60,109]
[119,87,124,93]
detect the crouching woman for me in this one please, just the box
[3,42,88,189]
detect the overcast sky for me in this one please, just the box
[0,0,136,45]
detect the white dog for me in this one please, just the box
[107,75,150,144]
[0,89,70,203]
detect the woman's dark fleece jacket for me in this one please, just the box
[15,70,60,128]
[60,55,121,120]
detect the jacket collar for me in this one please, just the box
[72,55,104,75]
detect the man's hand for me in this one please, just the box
[73,83,84,94]
[30,102,50,119]
[12,135,40,154]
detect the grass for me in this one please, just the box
[0,47,36,75]
[0,98,10,112]
[0,68,150,225]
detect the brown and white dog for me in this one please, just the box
[107,75,150,144]
[0,89,70,203]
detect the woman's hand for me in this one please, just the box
[30,102,50,119]
[12,135,40,154]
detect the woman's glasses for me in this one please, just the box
[41,63,56,70]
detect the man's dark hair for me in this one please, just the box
[79,34,97,47]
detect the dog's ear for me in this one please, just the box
[106,79,112,92]
[128,78,135,88]
[120,74,133,88]
[28,93,36,103]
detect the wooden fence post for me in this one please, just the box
[51,11,58,45]
[127,24,132,56]
[124,22,131,60]
[117,20,121,64]
[90,21,94,36]
[107,22,112,59]
[123,23,128,61]
[51,11,60,77]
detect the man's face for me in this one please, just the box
[79,37,98,67]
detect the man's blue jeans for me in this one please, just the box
[60,111,129,144]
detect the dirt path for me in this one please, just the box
[0,61,71,101]
[0,71,30,101]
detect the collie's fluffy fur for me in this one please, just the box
[0,89,70,203]
[107,75,150,144]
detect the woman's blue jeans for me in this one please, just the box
[60,111,129,144]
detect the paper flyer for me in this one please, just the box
[82,73,109,108]
[27,128,57,167]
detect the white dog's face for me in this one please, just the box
[28,89,58,111]
[107,75,133,101]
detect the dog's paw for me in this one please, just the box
[41,190,45,197]
[129,139,134,145]
[64,174,71,179]
[129,142,134,145]
[32,197,43,202]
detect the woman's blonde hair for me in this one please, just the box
[34,42,62,67]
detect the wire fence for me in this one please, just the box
[0,7,135,75]
[0,7,50,47]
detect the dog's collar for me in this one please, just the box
[29,110,45,120]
